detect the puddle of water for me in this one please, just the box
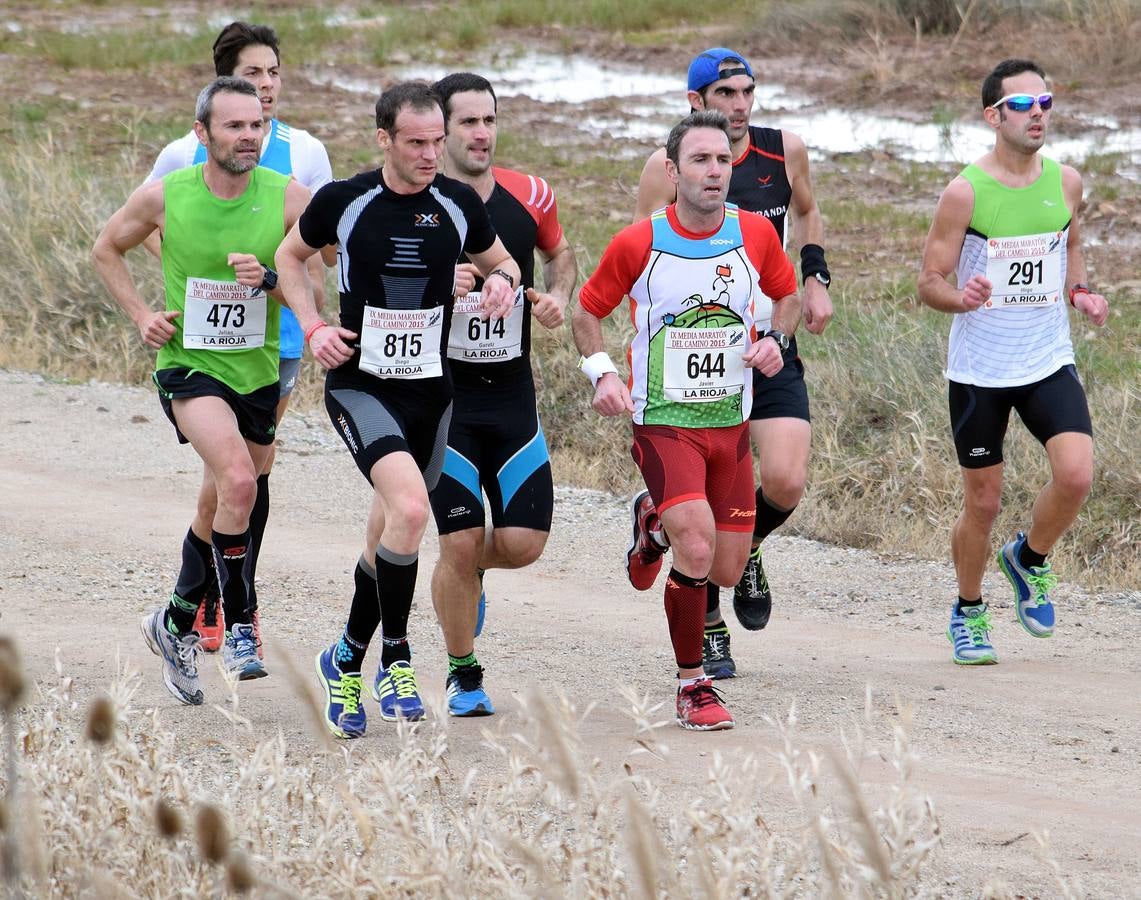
[781,109,1141,171]
[318,49,1140,172]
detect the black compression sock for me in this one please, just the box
[345,557,380,649]
[375,544,418,657]
[247,473,270,614]
[704,581,723,625]
[754,489,795,543]
[212,529,252,628]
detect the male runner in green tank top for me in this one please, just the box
[92,77,311,704]
[918,58,1108,666]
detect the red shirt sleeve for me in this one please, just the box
[578,219,653,318]
[492,166,565,254]
[739,210,798,299]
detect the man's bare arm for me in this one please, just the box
[633,147,676,222]
[918,177,991,314]
[91,181,178,347]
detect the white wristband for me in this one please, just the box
[578,352,618,388]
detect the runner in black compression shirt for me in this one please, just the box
[275,81,520,739]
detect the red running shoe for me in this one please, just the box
[192,589,224,652]
[675,678,735,731]
[625,490,668,591]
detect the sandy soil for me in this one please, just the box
[1,369,1139,895]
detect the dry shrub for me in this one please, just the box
[0,136,158,386]
[800,297,1140,588]
[0,649,955,897]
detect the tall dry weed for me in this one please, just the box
[0,641,958,898]
[0,135,159,385]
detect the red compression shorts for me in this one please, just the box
[630,422,755,532]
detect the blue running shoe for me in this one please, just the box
[223,623,267,680]
[446,664,495,717]
[371,660,425,722]
[474,565,488,634]
[314,644,366,739]
[947,602,998,665]
[997,532,1057,638]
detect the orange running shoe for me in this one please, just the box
[192,589,224,652]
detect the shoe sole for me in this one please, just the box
[448,692,495,717]
[945,629,998,665]
[232,664,268,681]
[705,666,737,680]
[377,706,426,723]
[449,704,494,717]
[733,596,772,631]
[997,553,1054,639]
[140,613,203,706]
[675,717,735,731]
[313,652,362,739]
[625,490,662,591]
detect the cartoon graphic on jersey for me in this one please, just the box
[712,264,734,305]
[644,263,748,428]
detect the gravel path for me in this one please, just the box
[1,368,1139,895]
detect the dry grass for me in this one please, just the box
[0,642,953,897]
[1,134,1137,589]
[0,138,157,387]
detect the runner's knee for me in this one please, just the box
[494,530,548,569]
[665,521,715,576]
[387,491,432,536]
[215,465,258,518]
[1051,460,1093,504]
[757,471,805,509]
[963,484,1002,524]
[439,529,484,571]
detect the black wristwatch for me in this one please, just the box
[765,329,790,352]
[260,266,278,292]
[489,268,515,288]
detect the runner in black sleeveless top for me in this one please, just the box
[632,48,833,679]
[427,72,578,718]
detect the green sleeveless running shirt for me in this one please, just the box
[961,156,1069,237]
[157,164,289,394]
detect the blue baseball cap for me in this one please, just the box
[687,48,754,92]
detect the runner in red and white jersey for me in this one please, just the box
[633,48,833,679]
[574,111,799,731]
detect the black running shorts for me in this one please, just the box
[750,336,810,422]
[324,367,452,486]
[429,379,553,535]
[949,364,1092,469]
[153,368,278,446]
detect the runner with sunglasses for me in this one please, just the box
[918,58,1108,665]
[632,48,832,679]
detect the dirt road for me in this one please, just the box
[1,369,1138,895]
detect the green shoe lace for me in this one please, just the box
[334,673,363,714]
[963,610,993,644]
[389,665,420,700]
[1026,567,1058,605]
